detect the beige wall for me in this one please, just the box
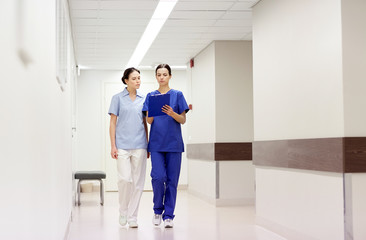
[342,0,366,136]
[215,41,253,142]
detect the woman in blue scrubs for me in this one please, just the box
[142,64,189,228]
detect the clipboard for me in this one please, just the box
[148,93,170,117]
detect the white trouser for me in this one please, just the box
[116,148,147,222]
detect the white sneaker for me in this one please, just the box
[152,214,162,226]
[164,219,174,228]
[128,221,138,228]
[119,215,127,226]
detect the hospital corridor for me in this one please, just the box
[1,0,366,240]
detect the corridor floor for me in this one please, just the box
[67,190,286,240]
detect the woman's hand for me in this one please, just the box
[162,105,186,124]
[111,146,118,159]
[162,105,174,116]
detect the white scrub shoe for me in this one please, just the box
[119,215,127,226]
[128,221,138,228]
[152,214,162,226]
[164,219,174,228]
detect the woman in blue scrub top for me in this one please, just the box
[109,67,148,228]
[142,63,189,228]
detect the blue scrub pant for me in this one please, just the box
[150,152,182,220]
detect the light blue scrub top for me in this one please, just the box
[108,88,147,150]
[142,89,189,153]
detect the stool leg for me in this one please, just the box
[77,180,81,206]
[99,179,104,206]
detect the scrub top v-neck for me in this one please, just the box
[143,89,189,152]
[108,87,147,150]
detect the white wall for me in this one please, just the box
[0,1,73,239]
[188,43,216,143]
[349,174,366,240]
[187,43,217,200]
[76,69,189,187]
[188,160,217,202]
[218,161,255,205]
[253,0,344,141]
[256,167,344,240]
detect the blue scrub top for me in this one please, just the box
[108,88,148,150]
[143,89,189,153]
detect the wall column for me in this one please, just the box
[186,40,254,206]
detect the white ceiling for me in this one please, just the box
[69,0,259,70]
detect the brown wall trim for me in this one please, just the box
[186,142,252,161]
[215,143,252,161]
[253,137,366,173]
[344,137,366,173]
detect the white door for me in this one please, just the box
[104,82,158,191]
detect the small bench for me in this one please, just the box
[74,171,106,206]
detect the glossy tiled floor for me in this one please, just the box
[68,190,286,240]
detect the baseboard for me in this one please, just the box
[256,216,318,240]
[188,189,254,206]
[63,212,72,240]
[178,184,188,190]
[215,197,255,206]
[188,189,216,205]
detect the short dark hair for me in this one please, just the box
[121,67,140,84]
[155,64,172,76]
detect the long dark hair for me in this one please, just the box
[121,67,140,84]
[155,64,172,76]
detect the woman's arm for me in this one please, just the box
[109,114,118,159]
[162,105,186,124]
[146,111,154,124]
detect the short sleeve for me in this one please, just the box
[142,93,150,116]
[177,91,189,114]
[108,95,119,116]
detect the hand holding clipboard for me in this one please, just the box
[148,94,171,117]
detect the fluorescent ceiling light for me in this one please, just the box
[170,65,187,69]
[126,0,178,68]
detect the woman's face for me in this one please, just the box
[156,68,171,86]
[125,71,141,90]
